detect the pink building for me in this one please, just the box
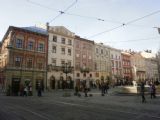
[74,36,94,88]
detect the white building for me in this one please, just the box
[109,47,122,84]
[47,26,75,89]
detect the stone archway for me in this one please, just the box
[50,76,55,89]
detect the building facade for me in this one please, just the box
[0,26,48,95]
[131,52,146,82]
[121,52,132,84]
[47,26,74,90]
[141,51,159,82]
[109,47,122,84]
[94,43,111,84]
[74,36,94,89]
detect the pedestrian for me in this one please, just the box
[150,83,154,99]
[37,83,42,97]
[84,85,88,97]
[101,82,105,96]
[152,84,156,98]
[140,82,146,103]
[29,86,32,96]
[23,86,28,97]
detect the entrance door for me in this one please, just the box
[12,78,21,96]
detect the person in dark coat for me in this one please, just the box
[140,82,146,103]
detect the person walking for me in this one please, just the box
[23,86,28,97]
[101,82,105,96]
[140,82,146,103]
[152,84,156,98]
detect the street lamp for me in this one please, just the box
[62,63,72,89]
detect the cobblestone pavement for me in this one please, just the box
[0,88,160,120]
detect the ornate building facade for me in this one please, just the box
[47,26,74,90]
[74,36,94,88]
[109,47,122,84]
[94,43,111,84]
[121,52,132,83]
[0,26,48,95]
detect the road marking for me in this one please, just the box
[52,100,160,119]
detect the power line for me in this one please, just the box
[25,0,124,24]
[26,0,158,30]
[88,10,160,38]
[49,0,78,23]
[26,0,59,12]
[103,36,160,44]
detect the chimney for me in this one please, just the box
[46,22,49,31]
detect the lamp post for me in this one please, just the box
[62,63,72,89]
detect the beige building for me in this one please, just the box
[131,52,146,82]
[94,43,111,84]
[47,26,75,90]
[141,51,159,82]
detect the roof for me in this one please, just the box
[1,26,48,43]
[21,26,48,35]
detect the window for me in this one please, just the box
[28,41,34,50]
[95,63,97,70]
[52,58,56,66]
[53,36,57,42]
[119,61,121,68]
[52,46,56,53]
[61,60,65,66]
[15,57,21,67]
[68,39,72,45]
[16,38,23,48]
[37,62,43,69]
[96,48,98,54]
[76,63,80,69]
[77,73,80,77]
[112,61,114,67]
[106,51,108,56]
[101,49,103,54]
[38,43,44,52]
[61,38,65,44]
[83,55,86,58]
[68,61,71,66]
[68,49,71,55]
[111,54,113,59]
[116,61,118,68]
[61,48,65,54]
[27,58,32,68]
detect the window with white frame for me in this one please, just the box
[52,58,56,66]
[68,49,71,56]
[38,43,44,52]
[53,36,57,42]
[16,38,23,48]
[28,41,34,50]
[15,57,22,67]
[61,47,65,54]
[27,58,33,68]
[61,38,65,44]
[68,39,72,45]
[52,46,56,53]
[61,60,65,66]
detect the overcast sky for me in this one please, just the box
[0,0,160,53]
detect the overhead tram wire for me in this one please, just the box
[26,0,59,12]
[25,0,124,24]
[88,9,160,39]
[26,0,158,29]
[49,0,78,23]
[103,36,160,44]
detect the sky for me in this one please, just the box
[0,0,160,53]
